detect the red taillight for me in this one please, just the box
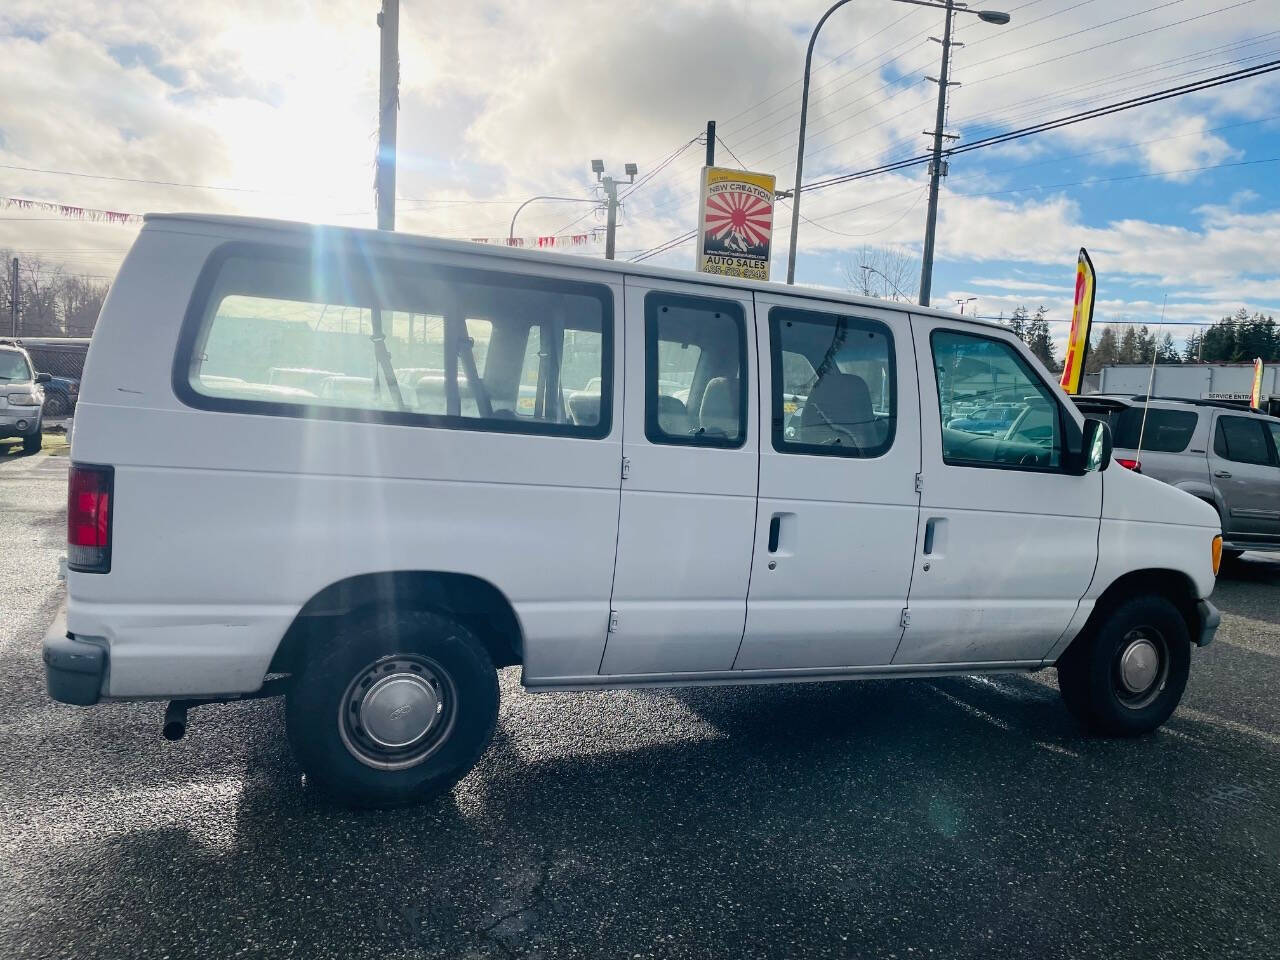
[67,463,113,573]
[1116,458,1142,472]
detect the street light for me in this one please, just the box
[509,195,599,243]
[785,0,1010,286]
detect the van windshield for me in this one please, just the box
[0,351,32,381]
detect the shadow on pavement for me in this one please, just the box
[11,673,1279,960]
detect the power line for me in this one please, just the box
[950,155,1280,200]
[632,56,1280,267]
[964,0,1260,89]
[800,57,1280,195]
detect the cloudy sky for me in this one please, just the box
[2,0,1279,352]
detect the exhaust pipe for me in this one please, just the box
[160,680,292,742]
[162,700,190,741]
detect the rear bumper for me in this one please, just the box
[43,603,107,705]
[1194,599,1221,648]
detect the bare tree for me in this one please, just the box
[60,275,110,337]
[20,255,65,336]
[843,244,918,302]
[0,249,109,338]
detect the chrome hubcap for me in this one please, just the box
[338,655,457,771]
[361,673,441,748]
[1114,628,1168,710]
[1119,638,1160,694]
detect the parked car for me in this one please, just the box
[1075,394,1280,557]
[45,214,1222,807]
[0,341,49,453]
[42,375,79,418]
[946,404,1023,436]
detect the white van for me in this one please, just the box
[44,214,1222,807]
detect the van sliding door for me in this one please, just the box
[600,276,759,676]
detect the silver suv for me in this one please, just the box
[1075,394,1280,557]
[0,342,47,454]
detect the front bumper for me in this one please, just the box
[43,602,107,705]
[0,407,42,436]
[1194,599,1221,648]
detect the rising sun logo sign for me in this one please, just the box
[697,166,777,281]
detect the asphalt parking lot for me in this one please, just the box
[2,447,1277,959]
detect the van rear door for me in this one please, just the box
[599,277,759,676]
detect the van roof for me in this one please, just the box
[144,212,1003,333]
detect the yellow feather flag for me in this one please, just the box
[1059,248,1096,395]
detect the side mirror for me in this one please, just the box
[1082,418,1112,473]
[34,372,51,384]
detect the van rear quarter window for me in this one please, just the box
[177,246,612,438]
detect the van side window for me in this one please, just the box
[931,330,1062,470]
[181,250,611,438]
[769,308,895,458]
[644,293,747,448]
[1215,416,1274,465]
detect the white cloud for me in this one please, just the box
[0,0,1276,339]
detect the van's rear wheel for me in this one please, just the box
[1057,594,1190,736]
[286,610,498,808]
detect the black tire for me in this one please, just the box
[43,394,67,418]
[1057,594,1190,736]
[286,610,499,808]
[22,432,41,454]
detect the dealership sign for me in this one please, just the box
[696,166,776,281]
[1203,392,1270,402]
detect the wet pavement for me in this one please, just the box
[1,450,1277,959]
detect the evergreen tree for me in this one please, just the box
[1157,332,1181,364]
[1140,325,1158,363]
[1088,326,1120,373]
[1183,331,1202,363]
[1026,306,1057,370]
[1119,326,1140,364]
[1006,306,1029,344]
[1200,315,1237,363]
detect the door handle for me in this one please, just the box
[1215,470,1232,479]
[923,518,937,555]
[768,515,781,553]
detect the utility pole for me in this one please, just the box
[375,0,399,232]
[9,258,17,337]
[592,160,637,261]
[602,178,619,261]
[705,120,716,166]
[918,0,958,307]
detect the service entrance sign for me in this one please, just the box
[696,166,776,281]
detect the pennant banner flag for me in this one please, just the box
[1060,248,1097,395]
[468,234,596,248]
[3,196,599,249]
[1251,357,1265,409]
[3,196,142,223]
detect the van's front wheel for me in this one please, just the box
[1057,595,1190,736]
[286,610,499,808]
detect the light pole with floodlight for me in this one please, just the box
[785,0,1010,294]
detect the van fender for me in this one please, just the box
[1171,480,1224,528]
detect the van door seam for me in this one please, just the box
[890,313,928,664]
[728,290,764,671]
[596,277,628,677]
